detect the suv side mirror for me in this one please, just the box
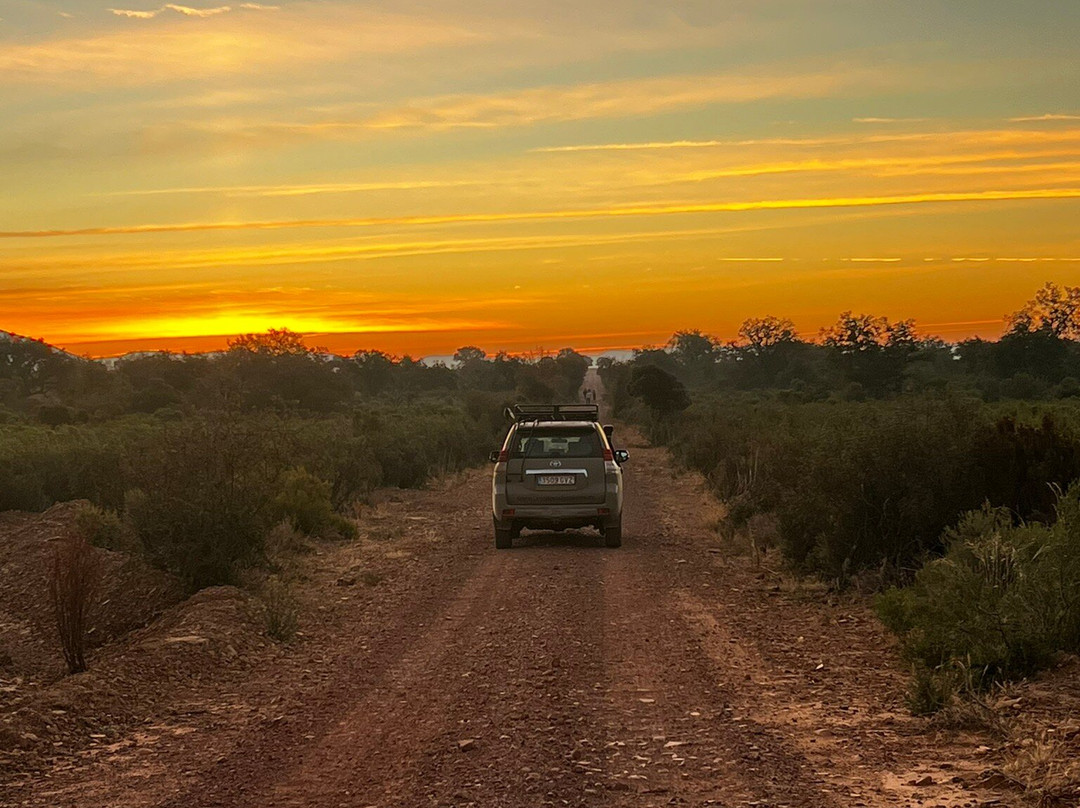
[489,450,501,463]
[614,449,630,464]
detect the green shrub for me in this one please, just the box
[904,663,960,716]
[667,395,1080,581]
[74,503,136,552]
[125,415,284,589]
[38,404,74,427]
[0,423,142,511]
[272,468,357,540]
[877,485,1080,690]
[272,468,334,535]
[0,399,500,591]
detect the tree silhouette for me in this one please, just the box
[353,350,396,396]
[738,316,798,354]
[453,346,487,365]
[227,328,311,356]
[1007,282,1080,339]
[628,364,690,416]
[820,312,920,395]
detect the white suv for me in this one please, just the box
[489,404,628,549]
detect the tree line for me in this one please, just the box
[603,282,1080,417]
[0,328,591,424]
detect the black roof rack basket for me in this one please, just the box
[505,403,600,423]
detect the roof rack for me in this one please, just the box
[505,403,600,423]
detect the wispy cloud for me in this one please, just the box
[96,179,483,198]
[534,127,1080,154]
[168,68,896,141]
[141,63,938,144]
[6,187,1080,240]
[1010,113,1080,122]
[666,152,1080,184]
[352,67,916,131]
[534,137,849,153]
[1,228,776,275]
[853,117,928,123]
[0,8,482,85]
[717,257,785,262]
[108,4,276,19]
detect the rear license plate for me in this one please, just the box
[537,475,575,486]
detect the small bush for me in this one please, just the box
[126,415,283,589]
[273,468,335,534]
[38,404,74,427]
[49,532,103,674]
[271,468,358,541]
[877,483,1080,695]
[262,577,299,642]
[905,663,959,716]
[74,503,136,552]
[265,520,314,560]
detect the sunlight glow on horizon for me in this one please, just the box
[2,1,1078,356]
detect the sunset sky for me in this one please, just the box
[2,1,1079,357]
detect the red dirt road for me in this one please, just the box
[4,434,1016,808]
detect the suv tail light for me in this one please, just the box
[498,449,509,462]
[603,448,614,461]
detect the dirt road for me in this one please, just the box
[4,429,1014,808]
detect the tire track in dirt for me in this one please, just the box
[588,439,837,808]
[198,542,613,808]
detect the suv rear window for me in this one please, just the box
[509,426,602,459]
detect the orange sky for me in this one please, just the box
[2,2,1078,357]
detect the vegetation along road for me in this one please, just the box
[3,420,1041,808]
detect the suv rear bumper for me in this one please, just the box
[492,497,623,532]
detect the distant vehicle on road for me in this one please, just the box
[489,404,629,549]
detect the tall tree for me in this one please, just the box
[227,328,311,356]
[1007,282,1080,339]
[628,364,690,416]
[738,316,798,354]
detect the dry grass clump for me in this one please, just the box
[360,570,384,587]
[1002,728,1080,806]
[261,576,299,642]
[265,520,316,562]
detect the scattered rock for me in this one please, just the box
[457,738,477,752]
[164,635,208,645]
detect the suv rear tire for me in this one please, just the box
[604,523,622,548]
[495,525,513,549]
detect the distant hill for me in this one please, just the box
[0,329,84,362]
[589,349,634,364]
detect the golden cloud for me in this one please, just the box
[350,67,914,131]
[535,127,1080,153]
[108,4,240,19]
[5,187,1080,240]
[0,7,483,85]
